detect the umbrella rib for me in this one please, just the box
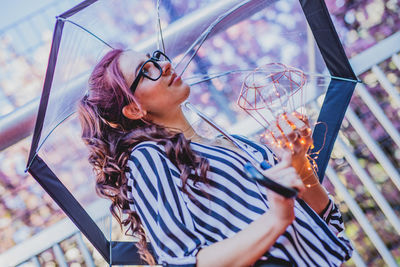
[198,71,362,85]
[185,69,254,85]
[156,0,166,54]
[305,72,361,83]
[57,17,113,49]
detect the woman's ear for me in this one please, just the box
[122,103,146,120]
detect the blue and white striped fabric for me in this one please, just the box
[126,136,353,267]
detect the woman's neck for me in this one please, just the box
[152,107,197,139]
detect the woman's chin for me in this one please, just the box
[183,84,191,98]
[178,83,190,103]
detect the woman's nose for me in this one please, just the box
[160,61,172,75]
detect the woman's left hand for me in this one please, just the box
[263,112,329,213]
[264,112,313,167]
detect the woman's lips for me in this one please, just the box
[168,73,176,86]
[169,73,181,86]
[173,75,181,84]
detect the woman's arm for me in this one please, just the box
[197,152,305,267]
[270,113,329,215]
[293,157,329,215]
[197,210,287,267]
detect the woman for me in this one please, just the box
[78,48,352,266]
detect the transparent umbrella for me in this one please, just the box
[24,0,358,265]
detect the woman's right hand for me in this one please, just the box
[261,151,305,226]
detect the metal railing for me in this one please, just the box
[327,32,400,266]
[1,199,110,267]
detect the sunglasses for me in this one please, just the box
[129,50,171,95]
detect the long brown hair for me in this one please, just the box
[77,49,209,264]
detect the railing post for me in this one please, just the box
[391,53,400,70]
[52,243,68,267]
[371,65,400,108]
[31,256,41,267]
[75,233,96,267]
[325,166,398,267]
[355,83,400,148]
[335,138,400,235]
[345,107,400,191]
[350,249,367,267]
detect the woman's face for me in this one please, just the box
[119,50,190,118]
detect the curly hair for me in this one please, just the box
[77,49,209,264]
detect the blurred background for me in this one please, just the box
[0,0,399,266]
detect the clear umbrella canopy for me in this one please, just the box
[30,0,331,160]
[25,0,357,264]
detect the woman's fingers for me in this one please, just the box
[290,176,306,197]
[287,113,312,137]
[263,162,306,197]
[263,113,314,160]
[272,167,297,177]
[269,123,285,147]
[281,150,292,164]
[261,129,285,157]
[286,113,305,128]
[277,168,306,195]
[263,126,289,159]
[290,111,310,125]
[269,118,297,151]
[264,153,296,177]
[277,116,298,144]
[276,114,313,153]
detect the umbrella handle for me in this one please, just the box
[243,162,298,198]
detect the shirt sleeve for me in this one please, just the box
[320,195,345,236]
[320,195,353,253]
[127,143,207,267]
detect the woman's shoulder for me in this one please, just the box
[127,141,171,175]
[130,141,167,157]
[127,141,179,184]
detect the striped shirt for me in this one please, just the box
[126,136,353,267]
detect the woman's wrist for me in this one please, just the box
[297,170,330,214]
[261,210,291,233]
[301,172,321,188]
[292,156,319,186]
[291,157,330,214]
[292,155,309,171]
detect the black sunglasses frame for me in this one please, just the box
[129,50,171,95]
